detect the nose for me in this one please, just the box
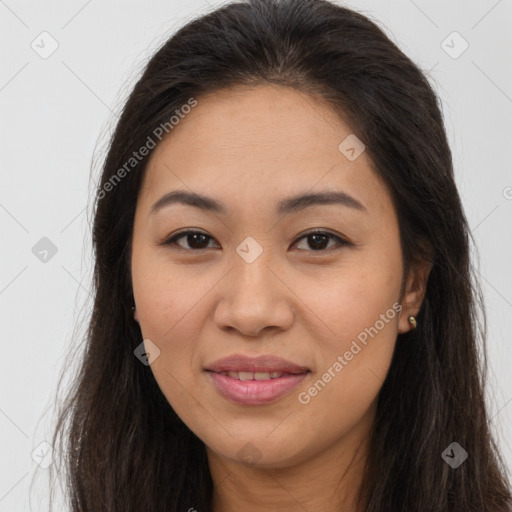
[213,252,294,338]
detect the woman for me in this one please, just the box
[49,0,512,510]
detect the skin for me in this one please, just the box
[130,84,431,512]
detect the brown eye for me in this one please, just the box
[160,229,351,253]
[161,230,218,250]
[293,230,350,252]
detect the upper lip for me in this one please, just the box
[205,354,310,374]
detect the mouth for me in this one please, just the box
[209,370,308,380]
[205,370,310,405]
[203,354,311,405]
[204,353,311,376]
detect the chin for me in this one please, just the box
[204,432,309,469]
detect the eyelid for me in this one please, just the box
[290,228,351,252]
[159,228,352,252]
[158,229,220,250]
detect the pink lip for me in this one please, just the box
[206,371,309,405]
[204,353,310,405]
[204,353,310,374]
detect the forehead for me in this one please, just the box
[139,84,393,219]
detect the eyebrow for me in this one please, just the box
[150,189,367,216]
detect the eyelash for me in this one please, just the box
[159,229,352,253]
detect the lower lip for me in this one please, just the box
[206,371,309,405]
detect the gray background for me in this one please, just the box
[1,0,511,510]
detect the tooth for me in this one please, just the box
[254,372,271,380]
[270,371,283,378]
[238,371,254,381]
[227,371,239,379]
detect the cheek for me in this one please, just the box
[131,247,210,339]
[315,260,402,346]
[131,249,218,397]
[302,253,402,409]
[131,253,187,396]
[294,282,400,458]
[131,262,208,424]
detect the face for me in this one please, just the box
[131,84,425,469]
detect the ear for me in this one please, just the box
[134,308,139,323]
[398,259,433,334]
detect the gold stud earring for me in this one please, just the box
[408,315,417,329]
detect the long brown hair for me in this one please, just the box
[48,0,512,510]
